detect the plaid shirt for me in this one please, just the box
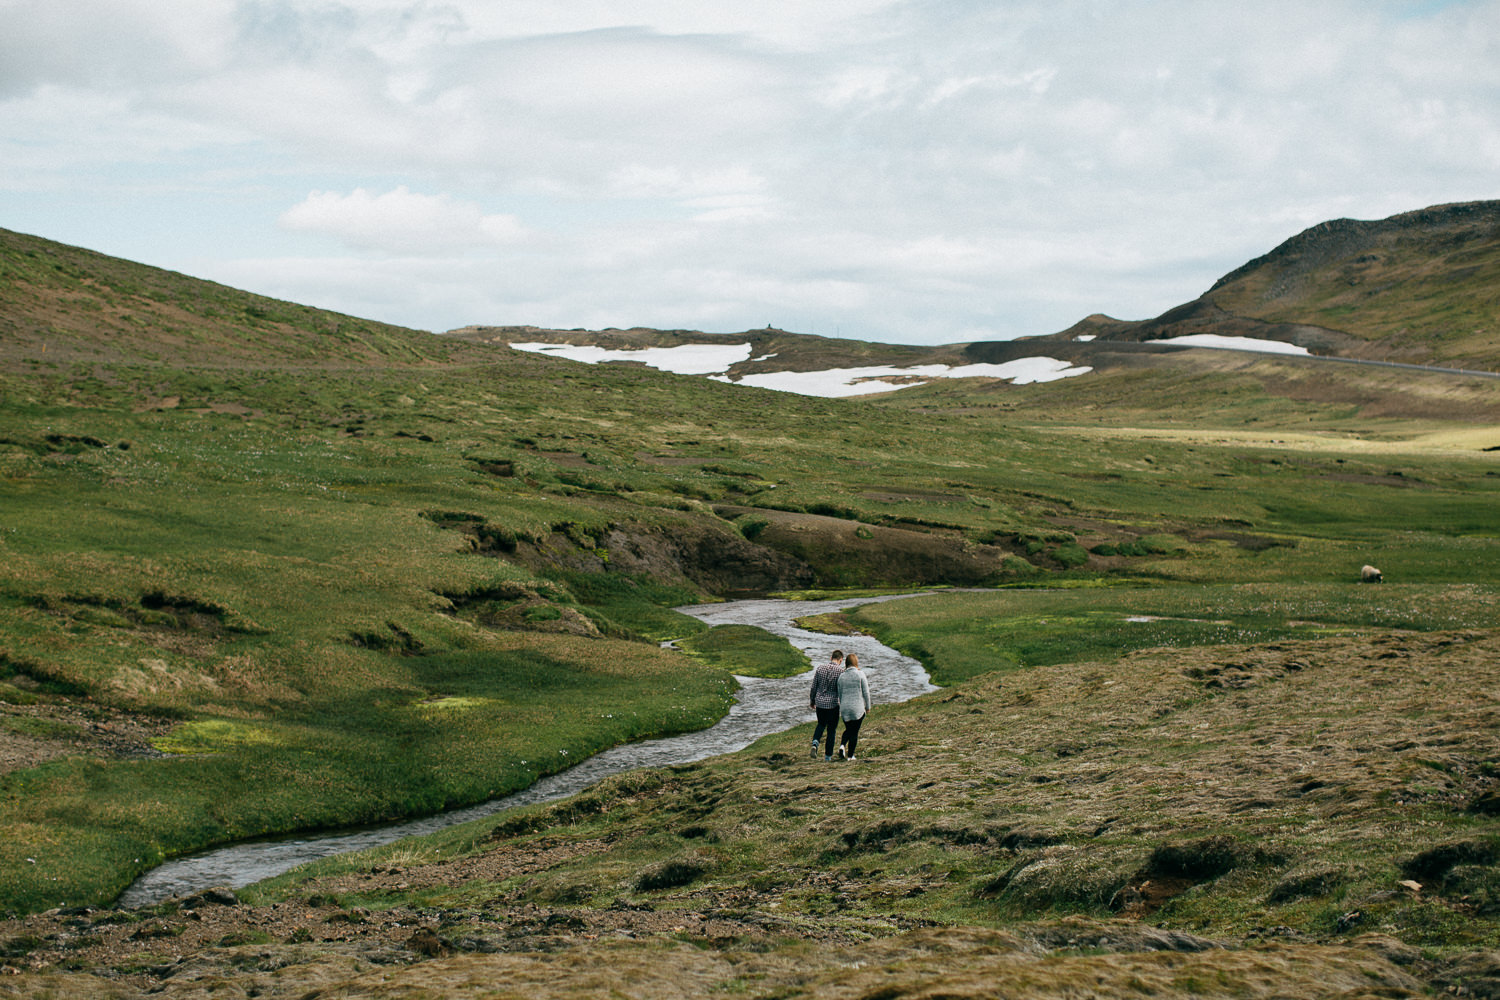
[810,661,844,709]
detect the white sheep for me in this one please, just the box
[1361,565,1383,583]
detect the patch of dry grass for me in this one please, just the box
[0,923,1436,999]
[1045,422,1500,454]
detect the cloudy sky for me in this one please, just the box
[3,1,1497,344]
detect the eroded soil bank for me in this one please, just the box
[0,696,170,776]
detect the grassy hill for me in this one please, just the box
[0,227,490,367]
[1033,201,1500,369]
[0,227,1496,996]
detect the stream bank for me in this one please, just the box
[117,592,937,907]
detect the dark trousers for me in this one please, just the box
[813,706,840,756]
[839,715,864,758]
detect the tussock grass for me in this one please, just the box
[195,621,1499,998]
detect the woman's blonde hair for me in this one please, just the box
[846,653,859,667]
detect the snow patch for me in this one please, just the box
[1074,334,1096,341]
[507,340,1091,398]
[712,358,1092,398]
[509,341,753,374]
[1151,334,1311,356]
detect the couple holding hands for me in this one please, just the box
[809,649,871,762]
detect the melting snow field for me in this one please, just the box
[713,358,1092,398]
[1151,334,1312,356]
[507,341,1091,398]
[509,341,754,374]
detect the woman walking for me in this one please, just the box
[837,652,871,761]
[810,649,844,761]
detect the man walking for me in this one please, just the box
[810,650,845,761]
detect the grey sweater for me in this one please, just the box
[838,666,871,721]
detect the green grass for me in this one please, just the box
[544,570,709,642]
[673,624,810,678]
[241,623,1500,966]
[0,716,82,741]
[0,635,735,914]
[848,582,1499,685]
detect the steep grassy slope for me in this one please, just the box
[1207,201,1500,365]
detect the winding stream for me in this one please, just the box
[117,593,938,908]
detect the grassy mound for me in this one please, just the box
[672,624,809,678]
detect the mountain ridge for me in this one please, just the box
[7,199,1498,378]
[1049,200,1500,368]
[444,200,1500,385]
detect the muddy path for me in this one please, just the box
[117,593,937,908]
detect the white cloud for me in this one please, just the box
[278,187,527,254]
[3,1,1499,343]
[0,0,236,94]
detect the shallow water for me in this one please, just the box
[117,593,938,908]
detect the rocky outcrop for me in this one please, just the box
[601,519,814,595]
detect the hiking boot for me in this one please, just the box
[810,740,819,759]
[836,745,846,760]
[824,754,833,761]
